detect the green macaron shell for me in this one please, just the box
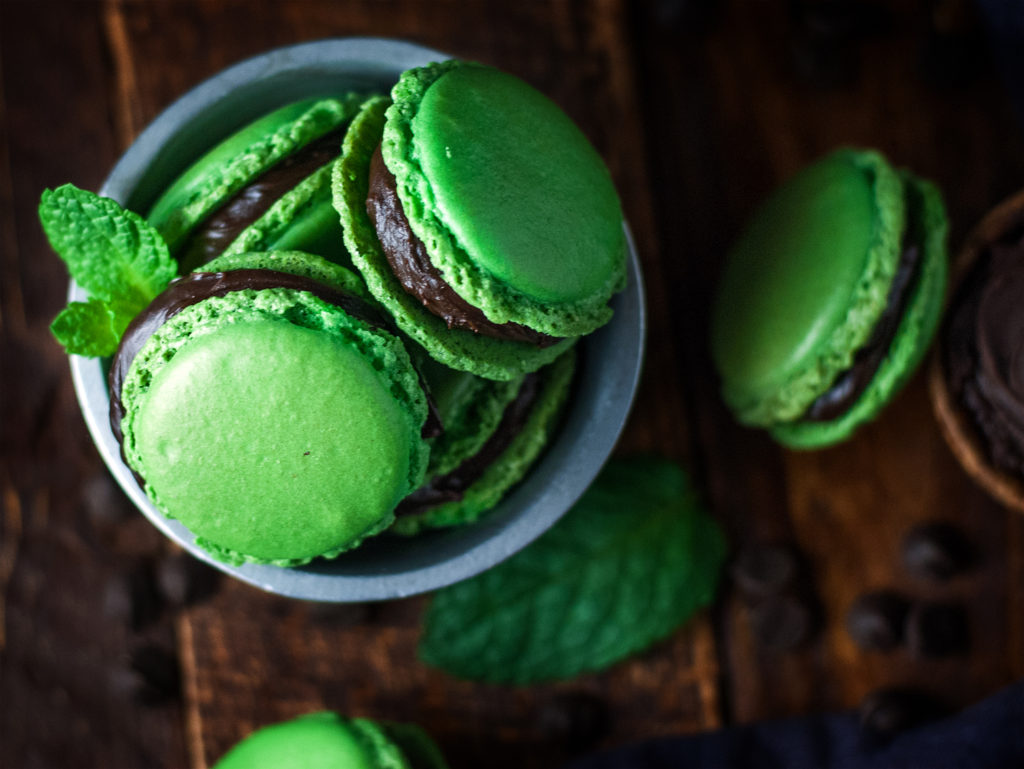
[334,95,575,381]
[120,278,429,566]
[221,163,353,266]
[211,712,414,769]
[379,724,451,769]
[711,148,906,426]
[771,172,948,448]
[148,94,364,256]
[391,348,575,535]
[417,356,523,477]
[201,249,370,301]
[383,61,626,336]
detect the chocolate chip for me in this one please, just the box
[748,594,816,651]
[906,601,970,658]
[859,687,947,744]
[731,543,800,599]
[536,692,610,752]
[128,644,180,705]
[845,590,910,651]
[902,521,976,582]
[103,562,163,630]
[156,552,221,608]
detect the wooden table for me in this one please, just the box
[3,1,1023,766]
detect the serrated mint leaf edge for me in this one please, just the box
[419,459,727,684]
[40,184,177,357]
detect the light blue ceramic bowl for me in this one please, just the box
[69,38,646,601]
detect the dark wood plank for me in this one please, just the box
[0,1,188,766]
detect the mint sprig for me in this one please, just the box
[419,457,727,684]
[40,184,176,356]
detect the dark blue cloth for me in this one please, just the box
[568,679,1024,769]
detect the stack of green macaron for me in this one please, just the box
[211,712,449,769]
[711,148,948,448]
[45,59,628,567]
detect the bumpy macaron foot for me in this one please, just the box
[392,348,576,535]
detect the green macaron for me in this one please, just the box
[334,61,626,380]
[148,94,367,271]
[710,148,948,448]
[211,712,449,769]
[391,348,576,535]
[114,251,430,566]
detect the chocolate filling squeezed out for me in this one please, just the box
[366,145,560,348]
[944,225,1024,477]
[177,128,346,271]
[109,269,441,450]
[801,223,925,422]
[396,371,543,517]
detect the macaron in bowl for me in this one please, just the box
[711,147,948,449]
[334,60,627,381]
[110,251,430,566]
[62,38,645,601]
[930,187,1024,512]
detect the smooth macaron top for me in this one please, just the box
[212,711,444,769]
[148,96,363,255]
[382,60,627,337]
[711,148,906,426]
[118,252,429,566]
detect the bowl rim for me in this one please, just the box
[68,37,647,602]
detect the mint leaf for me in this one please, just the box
[40,184,176,355]
[419,457,727,684]
[50,299,120,356]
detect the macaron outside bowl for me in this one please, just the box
[67,38,645,602]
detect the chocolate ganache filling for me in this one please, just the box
[801,207,926,422]
[366,145,561,348]
[944,224,1024,477]
[177,128,346,271]
[109,269,441,449]
[396,370,543,517]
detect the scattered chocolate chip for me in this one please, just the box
[906,601,970,658]
[859,687,948,744]
[307,602,372,628]
[536,692,610,752]
[731,543,800,599]
[156,552,222,608]
[103,562,163,630]
[128,644,181,705]
[748,594,816,651]
[901,521,976,582]
[846,590,911,651]
[81,473,134,526]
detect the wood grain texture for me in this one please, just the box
[3,0,1024,767]
[0,2,189,766]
